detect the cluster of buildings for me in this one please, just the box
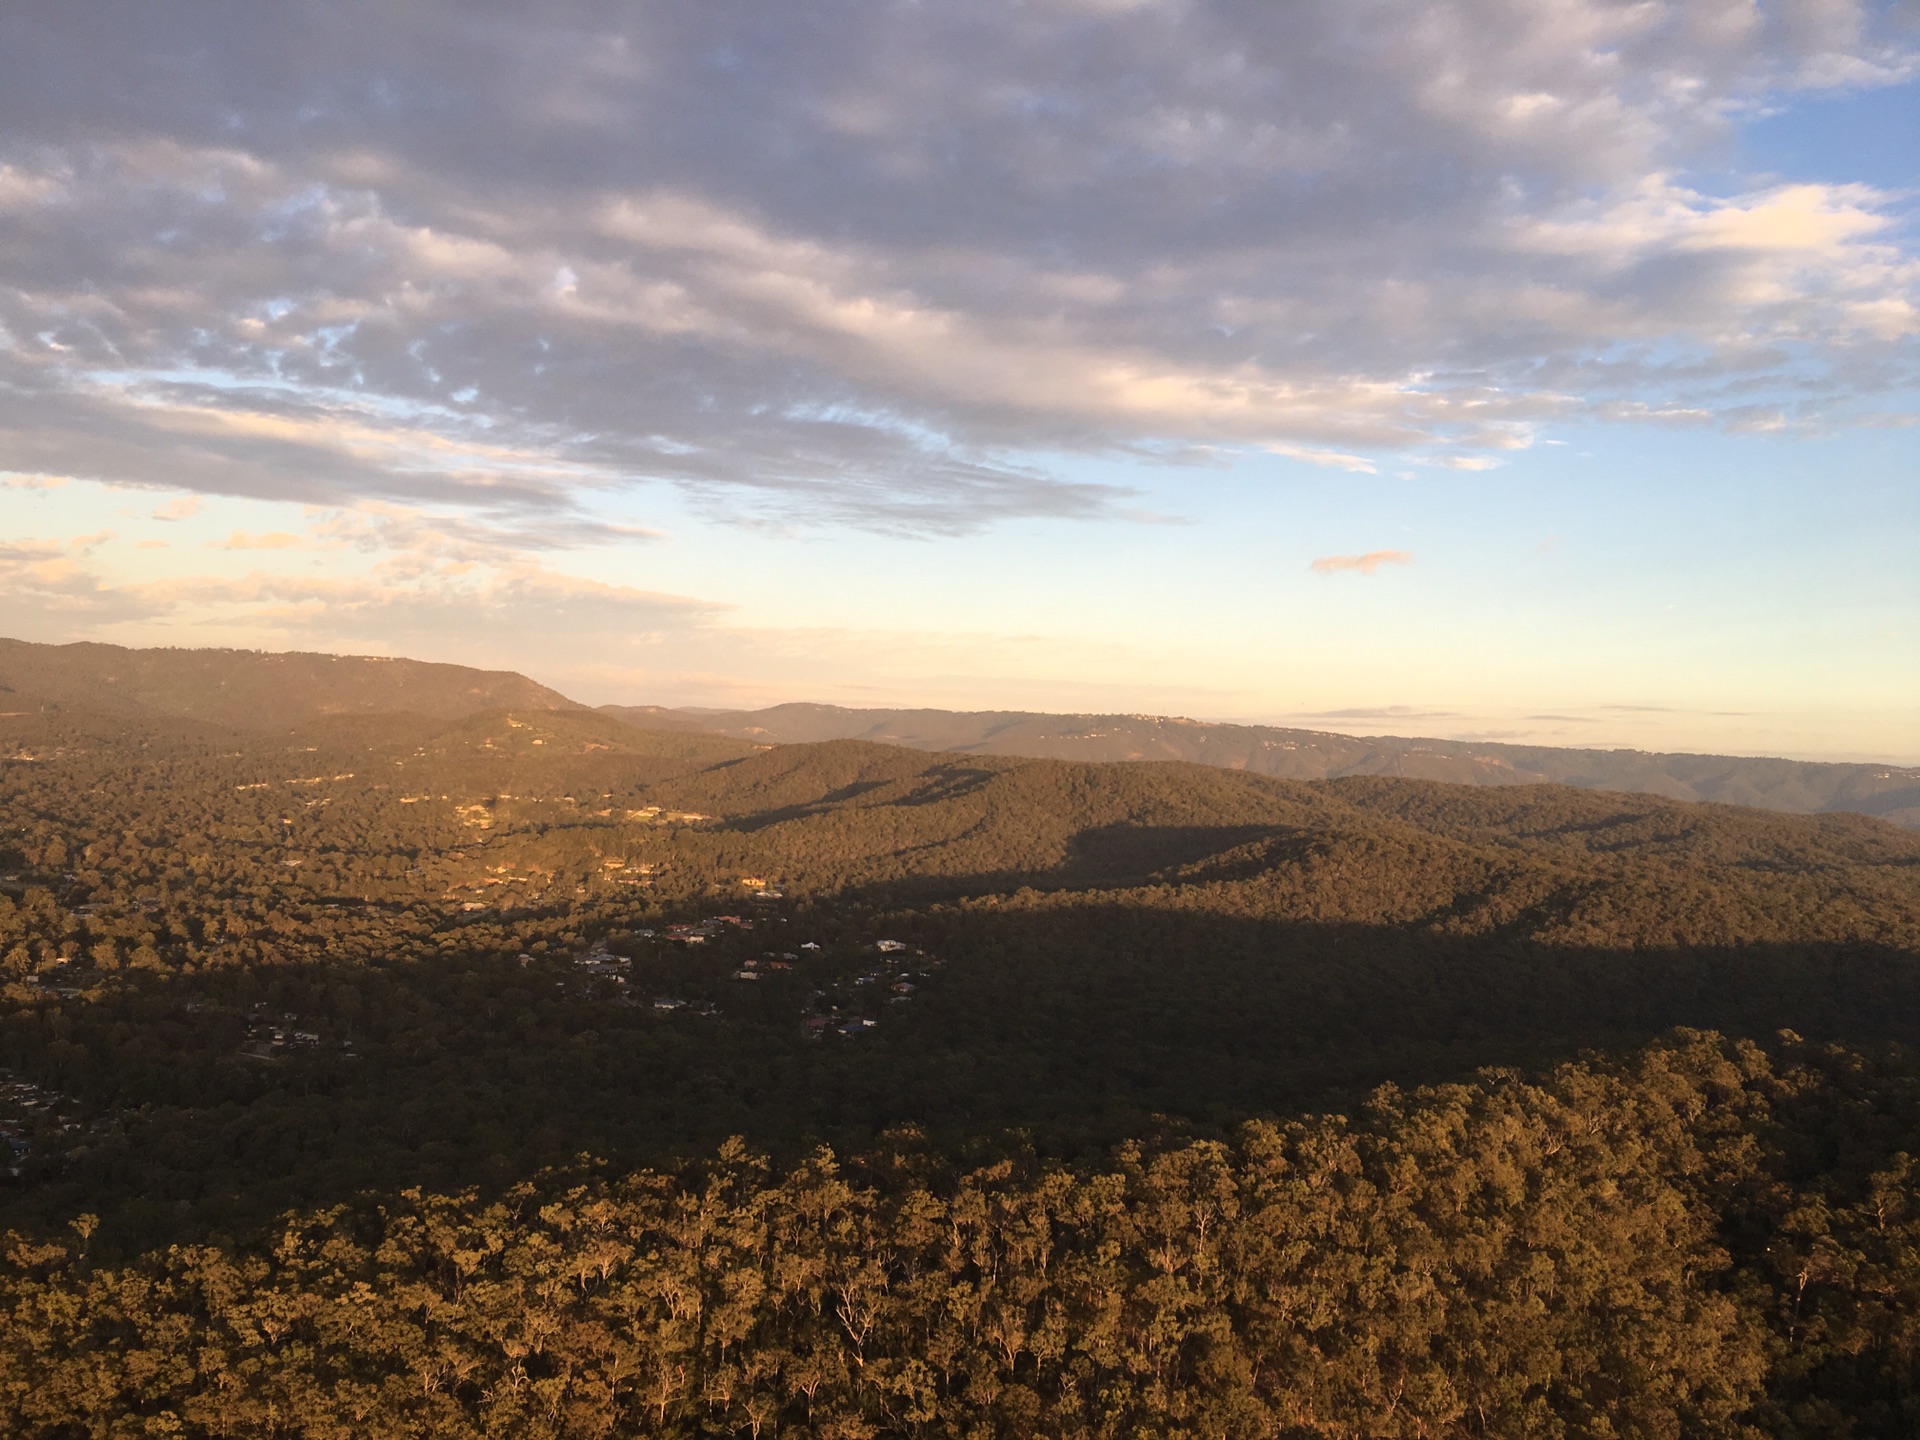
[799,942,943,1039]
[241,1011,343,1057]
[0,1070,75,1177]
[635,914,757,947]
[17,963,91,1000]
[544,917,946,1040]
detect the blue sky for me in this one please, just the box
[0,1,1914,760]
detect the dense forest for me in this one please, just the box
[4,642,1920,1434]
[15,1035,1920,1437]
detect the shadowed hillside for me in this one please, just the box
[7,678,1920,1436]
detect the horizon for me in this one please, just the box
[1,3,1915,763]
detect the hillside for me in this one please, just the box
[11,1034,1918,1440]
[0,638,578,729]
[605,699,1920,825]
[3,693,1919,1245]
[6,684,1920,1435]
[1,638,1912,823]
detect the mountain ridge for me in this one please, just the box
[601,699,1920,828]
[0,637,580,729]
[0,637,1911,826]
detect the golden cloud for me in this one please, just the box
[208,530,302,550]
[1310,549,1413,575]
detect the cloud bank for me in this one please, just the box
[1,0,1915,533]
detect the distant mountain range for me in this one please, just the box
[1,638,1913,826]
[601,702,1920,828]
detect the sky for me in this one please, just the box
[0,0,1915,761]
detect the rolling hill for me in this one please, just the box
[0,636,1912,825]
[6,655,1920,1438]
[605,700,1920,826]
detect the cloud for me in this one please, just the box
[0,533,164,629]
[209,530,301,550]
[1264,443,1379,474]
[0,509,736,684]
[1311,549,1414,575]
[0,1,1912,532]
[0,503,1226,710]
[151,495,202,521]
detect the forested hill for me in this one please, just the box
[0,637,578,729]
[6,691,1920,1432]
[2,699,1917,1226]
[605,700,1920,827]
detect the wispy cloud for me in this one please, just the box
[1311,549,1414,575]
[1264,443,1380,474]
[0,508,1221,711]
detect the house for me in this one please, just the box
[875,939,907,953]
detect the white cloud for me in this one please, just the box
[1264,443,1380,473]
